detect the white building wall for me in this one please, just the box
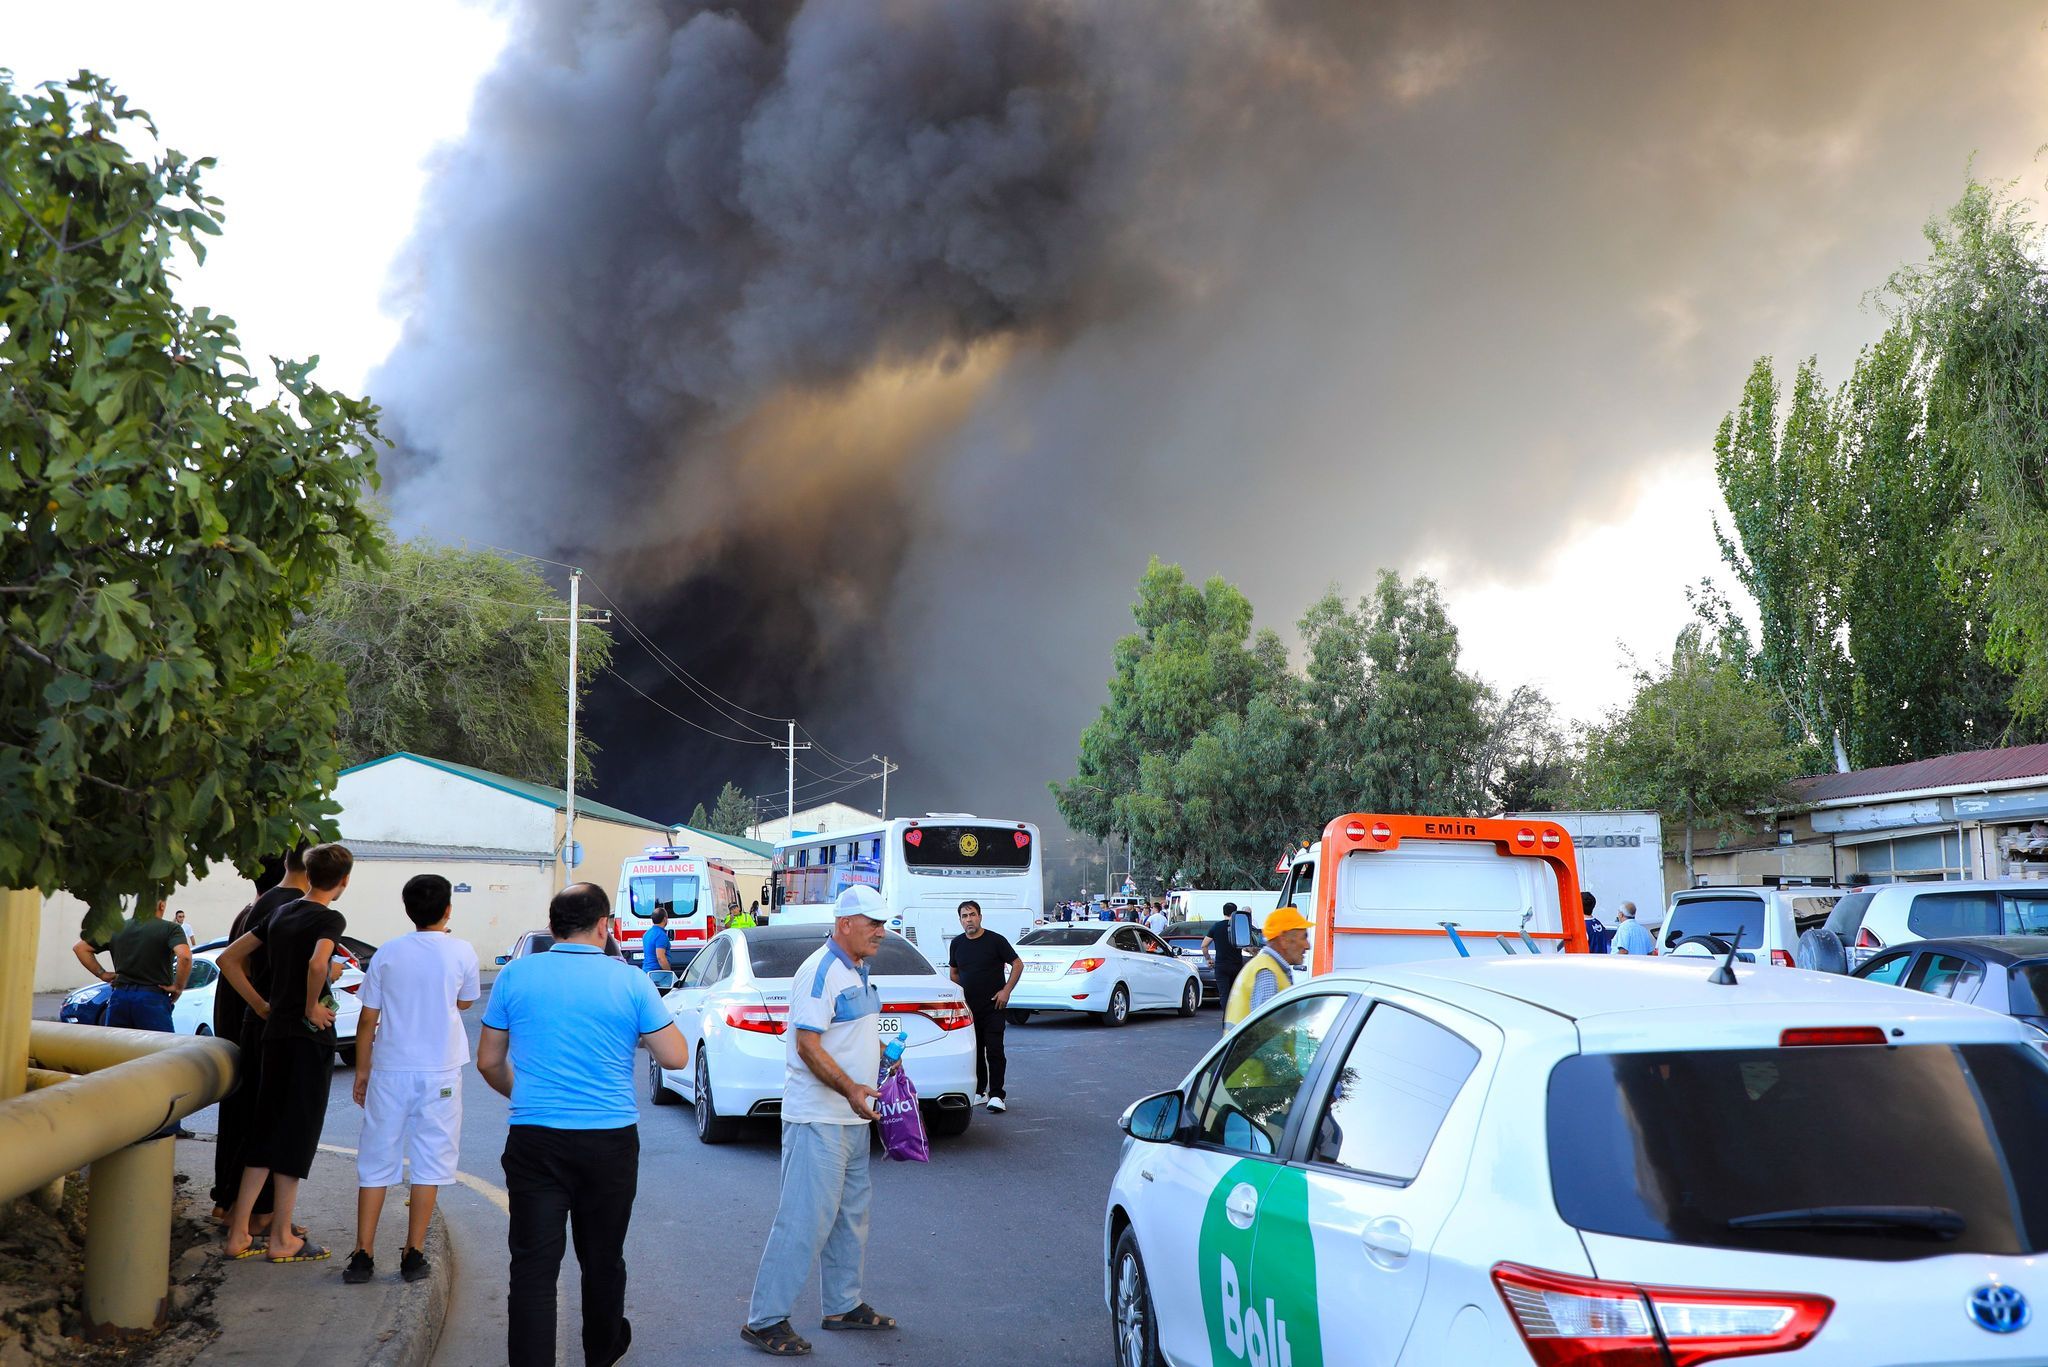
[334,759,553,852]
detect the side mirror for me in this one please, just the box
[647,970,677,992]
[1118,1090,1184,1143]
[493,955,510,966]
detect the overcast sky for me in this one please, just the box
[13,3,2048,820]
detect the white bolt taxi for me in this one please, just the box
[1008,924,1204,1027]
[649,923,979,1143]
[1103,954,2048,1366]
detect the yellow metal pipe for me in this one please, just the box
[0,1022,237,1206]
[0,887,42,1100]
[82,1136,175,1337]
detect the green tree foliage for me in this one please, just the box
[709,781,754,837]
[294,537,610,786]
[1581,627,1801,879]
[688,802,711,829]
[1055,563,1498,885]
[0,74,382,939]
[1885,180,2048,721]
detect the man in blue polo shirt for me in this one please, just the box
[478,883,689,1367]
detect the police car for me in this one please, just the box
[1104,955,2048,1365]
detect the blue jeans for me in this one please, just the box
[746,1121,871,1330]
[106,985,173,1032]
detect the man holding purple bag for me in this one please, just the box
[741,886,899,1357]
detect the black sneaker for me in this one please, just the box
[600,1316,632,1366]
[342,1249,374,1285]
[399,1247,429,1283]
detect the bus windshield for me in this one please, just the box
[901,825,1032,871]
[628,874,700,921]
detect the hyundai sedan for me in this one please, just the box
[1008,924,1202,1026]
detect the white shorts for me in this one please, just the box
[357,1067,463,1188]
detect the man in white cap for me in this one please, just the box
[741,885,897,1356]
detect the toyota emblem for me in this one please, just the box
[1968,1283,2030,1334]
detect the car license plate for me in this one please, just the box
[1025,961,1056,975]
[878,1017,900,1034]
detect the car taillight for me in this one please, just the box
[1066,957,1106,976]
[1856,927,1884,950]
[1493,1263,1831,1367]
[883,1001,973,1031]
[1769,950,1794,968]
[339,982,360,995]
[724,1004,787,1035]
[1779,1026,1886,1047]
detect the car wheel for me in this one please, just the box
[925,1104,973,1139]
[196,1024,211,1037]
[1177,980,1199,1017]
[1101,984,1130,1027]
[649,1052,679,1106]
[693,1048,741,1145]
[1006,1009,1033,1026]
[1110,1227,1164,1367]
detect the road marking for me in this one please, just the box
[316,1142,511,1216]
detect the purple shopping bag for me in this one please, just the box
[875,1064,929,1163]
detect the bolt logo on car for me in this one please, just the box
[1199,1161,1322,1367]
[1968,1283,2029,1333]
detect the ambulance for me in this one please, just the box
[612,846,742,965]
[1271,812,1589,972]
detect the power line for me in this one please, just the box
[583,578,794,730]
[605,667,778,747]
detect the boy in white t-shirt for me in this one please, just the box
[344,874,480,1285]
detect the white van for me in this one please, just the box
[1277,814,1590,974]
[1165,888,1274,925]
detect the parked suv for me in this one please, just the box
[1661,884,1847,967]
[1804,880,2048,972]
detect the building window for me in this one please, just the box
[1855,831,1966,883]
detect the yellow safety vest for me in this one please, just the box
[1223,946,1295,1027]
[726,909,756,929]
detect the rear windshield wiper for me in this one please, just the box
[1726,1205,1965,1239]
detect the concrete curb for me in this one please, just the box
[362,1210,451,1367]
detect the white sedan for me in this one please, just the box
[1106,955,2048,1366]
[650,924,978,1144]
[1008,924,1202,1027]
[65,944,364,1063]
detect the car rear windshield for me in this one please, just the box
[1020,928,1107,947]
[1906,890,2048,939]
[1550,1044,2048,1260]
[1661,896,1765,951]
[746,935,934,979]
[1822,890,1875,940]
[900,825,1032,870]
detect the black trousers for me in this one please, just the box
[970,1002,1007,1099]
[246,1036,334,1180]
[503,1124,639,1367]
[213,1012,274,1213]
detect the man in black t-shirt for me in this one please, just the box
[220,842,353,1262]
[947,900,1022,1113]
[211,846,311,1221]
[1206,903,1246,1008]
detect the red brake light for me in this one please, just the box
[1493,1262,1832,1367]
[1013,831,1030,848]
[903,829,922,847]
[1066,957,1106,976]
[884,1000,973,1031]
[1344,819,1367,841]
[1769,949,1794,968]
[724,1004,788,1035]
[1780,1026,1886,1047]
[339,982,360,995]
[1856,927,1883,950]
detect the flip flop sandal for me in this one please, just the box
[739,1321,812,1356]
[821,1304,896,1331]
[267,1242,331,1264]
[226,1245,266,1261]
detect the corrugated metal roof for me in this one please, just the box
[1789,742,2048,805]
[339,752,667,831]
[346,841,551,864]
[661,823,774,859]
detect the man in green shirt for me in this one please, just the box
[73,894,192,1032]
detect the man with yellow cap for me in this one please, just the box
[1223,906,1312,1029]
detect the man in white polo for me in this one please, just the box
[741,886,896,1356]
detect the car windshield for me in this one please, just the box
[1019,928,1108,947]
[1549,1043,2048,1260]
[1662,895,1765,950]
[745,934,934,979]
[1906,890,2048,939]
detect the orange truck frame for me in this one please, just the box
[1304,813,1588,976]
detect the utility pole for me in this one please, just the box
[870,754,898,818]
[538,570,610,888]
[774,721,811,828]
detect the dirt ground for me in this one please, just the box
[0,1171,219,1366]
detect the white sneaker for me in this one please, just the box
[987,1096,1007,1113]
[971,1093,989,1107]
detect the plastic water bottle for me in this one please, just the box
[881,1034,908,1076]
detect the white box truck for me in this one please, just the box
[1513,809,1666,929]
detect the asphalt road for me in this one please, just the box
[253,985,1222,1367]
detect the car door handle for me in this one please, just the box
[1225,1184,1259,1229]
[1361,1217,1412,1267]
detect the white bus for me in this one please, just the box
[770,813,1043,955]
